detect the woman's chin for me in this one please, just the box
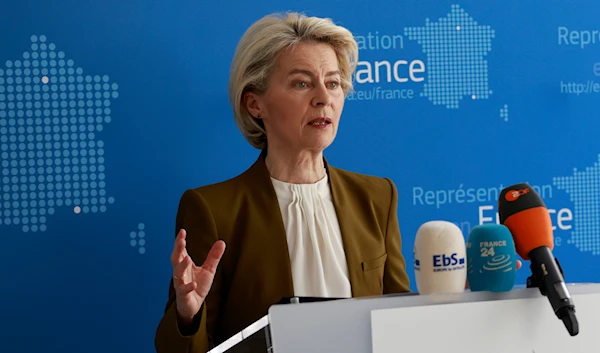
[303,137,335,152]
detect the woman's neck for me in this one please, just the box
[264,148,325,184]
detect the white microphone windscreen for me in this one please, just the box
[413,221,467,295]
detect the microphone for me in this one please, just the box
[498,182,579,336]
[413,221,466,295]
[466,224,517,292]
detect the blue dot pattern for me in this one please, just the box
[500,104,509,121]
[0,35,117,232]
[130,222,146,254]
[553,155,600,256]
[404,5,495,109]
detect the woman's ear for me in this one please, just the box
[243,91,263,120]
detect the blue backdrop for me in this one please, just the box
[1,1,599,352]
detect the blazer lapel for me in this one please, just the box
[244,151,295,297]
[325,159,369,297]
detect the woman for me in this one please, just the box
[154,12,411,353]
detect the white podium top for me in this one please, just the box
[208,283,600,352]
[268,283,600,353]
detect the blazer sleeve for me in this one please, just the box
[383,178,412,293]
[155,188,224,353]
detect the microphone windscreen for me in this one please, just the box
[498,183,554,260]
[413,221,466,295]
[466,224,517,292]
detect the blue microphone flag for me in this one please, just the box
[466,224,517,292]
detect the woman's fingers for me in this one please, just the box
[171,236,225,302]
[170,229,188,267]
[175,280,197,297]
[201,240,226,274]
[173,255,193,284]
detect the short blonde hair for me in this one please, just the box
[228,12,359,150]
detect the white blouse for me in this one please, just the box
[270,173,352,298]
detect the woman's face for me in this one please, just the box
[246,42,345,154]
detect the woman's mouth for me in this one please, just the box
[308,117,332,126]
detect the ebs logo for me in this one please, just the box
[432,253,465,272]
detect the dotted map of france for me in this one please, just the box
[554,155,600,256]
[0,35,116,233]
[404,4,495,109]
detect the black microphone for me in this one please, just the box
[498,183,578,336]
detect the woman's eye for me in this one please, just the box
[328,81,339,89]
[296,81,308,88]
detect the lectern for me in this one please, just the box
[208,283,600,353]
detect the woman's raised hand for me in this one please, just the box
[170,229,226,325]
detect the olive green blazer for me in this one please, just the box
[154,151,411,353]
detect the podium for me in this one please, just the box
[208,283,600,353]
